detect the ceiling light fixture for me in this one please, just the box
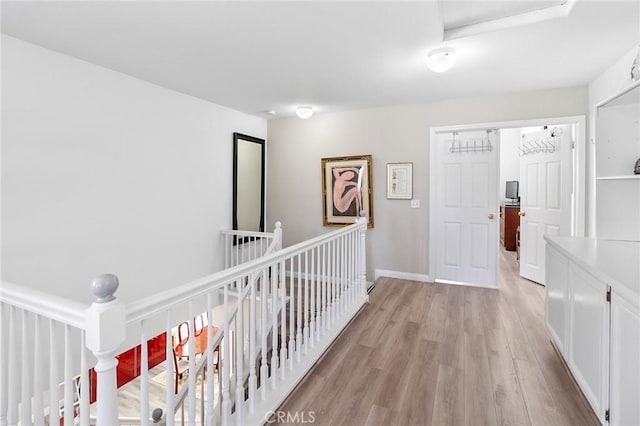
[426,47,457,73]
[295,106,313,119]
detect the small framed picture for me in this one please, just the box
[387,163,413,199]
[321,155,374,228]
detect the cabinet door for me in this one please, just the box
[610,294,640,426]
[568,264,609,422]
[545,244,569,355]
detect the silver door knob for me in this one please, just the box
[518,211,526,217]
[488,213,495,220]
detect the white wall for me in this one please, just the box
[499,128,521,202]
[588,44,640,236]
[1,36,266,304]
[267,87,589,280]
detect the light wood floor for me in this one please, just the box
[274,249,599,426]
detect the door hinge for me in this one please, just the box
[605,408,610,421]
[571,140,575,149]
[606,288,611,302]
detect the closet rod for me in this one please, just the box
[435,127,498,135]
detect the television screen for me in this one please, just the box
[506,180,519,200]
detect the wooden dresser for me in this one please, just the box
[500,204,520,251]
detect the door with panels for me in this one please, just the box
[519,125,573,285]
[435,130,498,287]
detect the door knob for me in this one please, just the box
[488,213,495,220]
[518,211,526,217]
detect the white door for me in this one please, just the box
[435,130,499,287]
[519,125,573,284]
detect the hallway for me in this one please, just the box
[274,249,598,425]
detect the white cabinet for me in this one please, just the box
[545,244,569,354]
[610,294,640,426]
[568,263,609,420]
[544,236,640,425]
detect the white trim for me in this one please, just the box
[444,0,576,41]
[374,269,432,283]
[429,115,587,286]
[435,279,498,290]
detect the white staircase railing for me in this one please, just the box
[0,274,125,426]
[221,223,282,269]
[0,217,368,426]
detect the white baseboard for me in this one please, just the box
[374,269,432,283]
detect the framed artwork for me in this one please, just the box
[386,163,413,199]
[321,155,374,228]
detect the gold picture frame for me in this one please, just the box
[321,155,374,228]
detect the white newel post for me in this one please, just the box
[86,274,126,426]
[358,213,367,298]
[274,221,282,250]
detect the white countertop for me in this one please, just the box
[545,236,640,307]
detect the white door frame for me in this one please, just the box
[429,115,586,286]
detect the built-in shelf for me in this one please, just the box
[596,175,640,181]
[595,79,640,241]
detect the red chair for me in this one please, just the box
[177,321,189,345]
[172,348,189,394]
[194,314,205,337]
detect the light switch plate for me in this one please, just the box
[411,199,420,209]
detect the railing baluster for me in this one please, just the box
[360,218,367,297]
[249,273,257,413]
[338,236,342,315]
[206,293,215,426]
[322,243,328,335]
[288,258,295,371]
[32,314,44,426]
[317,245,322,340]
[342,234,346,316]
[188,303,197,424]
[222,283,231,424]
[48,319,60,426]
[350,231,355,306]
[303,250,309,354]
[280,259,287,381]
[296,254,302,362]
[235,278,245,424]
[260,266,269,400]
[21,310,32,425]
[140,320,149,426]
[79,332,89,426]
[165,312,175,426]
[331,238,337,326]
[224,234,228,269]
[310,247,316,348]
[270,262,279,390]
[7,306,17,425]
[63,324,73,426]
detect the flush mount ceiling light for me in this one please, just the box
[426,47,457,73]
[295,106,313,119]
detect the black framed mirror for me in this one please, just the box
[233,132,266,235]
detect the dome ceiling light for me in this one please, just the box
[426,47,457,73]
[295,106,313,119]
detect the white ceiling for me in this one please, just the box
[1,1,638,119]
